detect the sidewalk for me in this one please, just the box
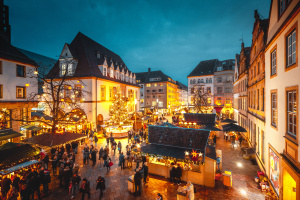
[44,134,265,200]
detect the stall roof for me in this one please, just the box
[141,144,201,159]
[0,129,23,141]
[0,160,39,175]
[23,132,86,147]
[148,126,210,151]
[157,122,177,127]
[184,113,216,126]
[0,143,39,170]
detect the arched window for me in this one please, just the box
[206,78,208,83]
[193,79,196,84]
[198,79,201,83]
[190,79,193,84]
[209,78,212,83]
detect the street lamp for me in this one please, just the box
[135,99,137,131]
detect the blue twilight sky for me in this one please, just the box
[6,0,271,85]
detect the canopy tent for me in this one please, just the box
[0,129,23,141]
[23,132,86,147]
[21,125,43,131]
[222,123,247,132]
[0,143,40,170]
[221,118,237,124]
[183,113,216,126]
[200,125,222,131]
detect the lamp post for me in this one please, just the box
[135,99,137,131]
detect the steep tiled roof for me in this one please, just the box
[0,37,36,66]
[176,81,188,91]
[46,32,138,86]
[184,113,216,126]
[188,59,218,77]
[215,59,235,71]
[136,70,171,83]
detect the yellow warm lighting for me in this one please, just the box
[61,98,64,102]
[237,162,243,167]
[34,71,38,75]
[82,86,84,88]
[68,87,72,89]
[240,189,247,195]
[25,84,29,87]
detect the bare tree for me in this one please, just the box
[192,85,210,113]
[26,57,90,134]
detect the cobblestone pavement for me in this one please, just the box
[44,132,265,200]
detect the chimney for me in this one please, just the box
[254,10,260,20]
[148,68,151,72]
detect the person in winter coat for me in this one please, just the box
[117,141,122,154]
[52,155,58,175]
[83,149,90,165]
[63,166,72,190]
[119,152,125,169]
[71,173,81,199]
[1,175,12,196]
[96,176,106,199]
[6,186,19,200]
[143,162,149,183]
[43,154,49,169]
[98,147,104,164]
[184,181,194,200]
[91,148,97,166]
[79,178,90,200]
[134,169,142,196]
[42,170,51,197]
[94,135,98,147]
[104,156,111,172]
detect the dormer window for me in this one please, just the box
[110,58,113,63]
[217,66,223,71]
[97,51,100,59]
[103,68,107,76]
[68,64,74,76]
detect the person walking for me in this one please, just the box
[231,134,236,148]
[143,162,149,184]
[104,157,111,172]
[213,134,217,146]
[91,148,97,166]
[96,176,106,199]
[106,137,110,146]
[184,181,194,200]
[94,135,98,147]
[42,170,51,197]
[98,147,104,165]
[216,155,221,173]
[117,141,122,154]
[71,173,81,199]
[83,148,90,165]
[119,152,125,169]
[79,178,90,200]
[134,169,142,196]
[239,135,243,147]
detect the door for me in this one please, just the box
[283,170,296,200]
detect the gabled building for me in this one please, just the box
[247,10,269,174]
[264,0,300,199]
[188,59,234,117]
[176,81,188,109]
[136,68,178,114]
[0,0,38,139]
[46,32,140,131]
[234,43,251,143]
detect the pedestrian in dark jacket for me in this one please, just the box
[143,162,149,183]
[91,149,97,166]
[99,147,104,163]
[96,176,106,199]
[71,173,81,199]
[175,164,182,184]
[117,141,122,154]
[79,178,90,200]
[134,170,142,196]
[1,176,12,196]
[52,155,58,175]
[63,166,72,190]
[213,134,217,146]
[42,170,51,197]
[119,152,125,169]
[43,154,49,169]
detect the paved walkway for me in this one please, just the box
[44,132,265,200]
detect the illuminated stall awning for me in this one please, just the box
[0,129,23,141]
[21,125,43,131]
[0,160,39,175]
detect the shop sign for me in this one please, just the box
[269,148,280,195]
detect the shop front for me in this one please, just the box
[282,156,300,200]
[269,147,280,197]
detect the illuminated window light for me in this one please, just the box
[34,71,38,75]
[25,84,30,87]
[237,162,243,168]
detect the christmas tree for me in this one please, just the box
[108,88,130,125]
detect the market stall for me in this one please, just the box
[137,125,216,187]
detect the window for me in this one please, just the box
[217,87,222,94]
[257,89,260,110]
[217,66,223,71]
[146,84,151,87]
[0,61,2,74]
[103,68,107,76]
[225,98,231,105]
[217,77,222,83]
[271,92,277,127]
[225,87,231,93]
[109,87,113,99]
[101,86,106,100]
[287,89,297,137]
[190,79,192,84]
[67,64,73,76]
[192,79,196,84]
[159,83,163,86]
[74,85,82,99]
[61,64,66,76]
[257,62,260,74]
[206,78,208,83]
[207,98,211,104]
[197,79,201,84]
[141,92,143,97]
[17,65,25,77]
[64,86,71,98]
[200,79,204,83]
[154,83,157,87]
[271,49,277,76]
[152,95,156,98]
[262,88,265,111]
[286,29,296,68]
[0,85,2,98]
[209,78,212,83]
[16,86,25,98]
[146,90,150,93]
[279,0,291,16]
[158,89,163,93]
[152,90,156,93]
[207,87,211,93]
[216,97,222,105]
[150,77,161,81]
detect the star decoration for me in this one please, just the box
[191,150,198,158]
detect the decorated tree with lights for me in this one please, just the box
[108,88,130,125]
